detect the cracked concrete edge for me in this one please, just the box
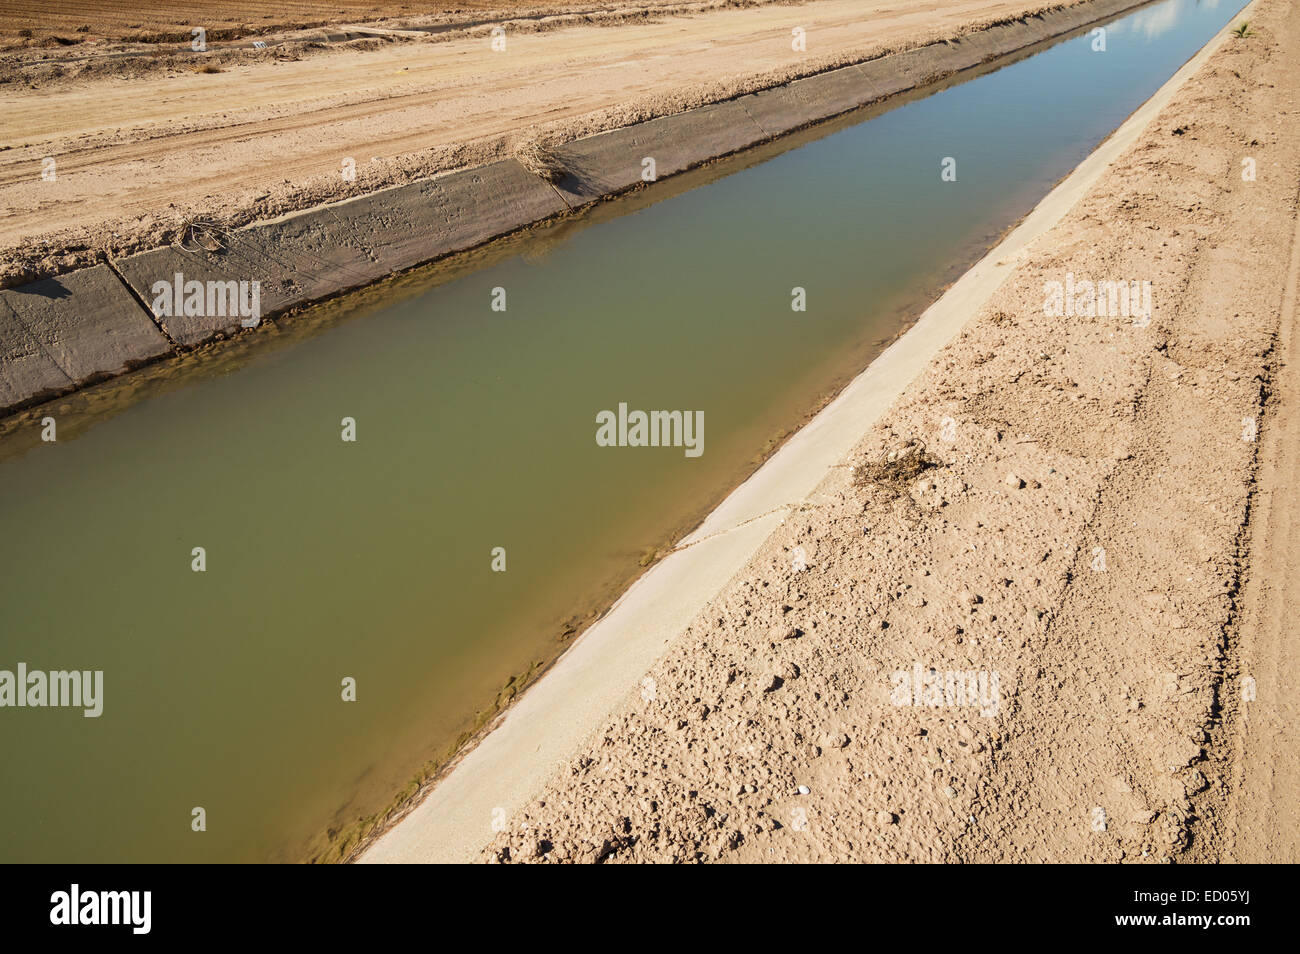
[358,0,1253,865]
[1,0,1150,421]
[0,264,171,417]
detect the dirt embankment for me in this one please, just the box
[479,0,1300,863]
[0,0,692,48]
[0,0,1078,289]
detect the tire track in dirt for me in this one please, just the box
[1192,136,1300,864]
[955,1,1300,861]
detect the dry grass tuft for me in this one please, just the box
[515,136,567,183]
[854,439,939,497]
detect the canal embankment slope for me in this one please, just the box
[0,0,1119,288]
[362,0,1300,862]
[1,0,1151,420]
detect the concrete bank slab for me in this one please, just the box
[114,215,384,347]
[553,101,768,205]
[113,159,565,347]
[356,159,568,272]
[359,0,1244,864]
[773,64,883,127]
[739,59,909,135]
[0,265,170,415]
[741,52,936,139]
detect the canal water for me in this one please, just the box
[0,0,1246,861]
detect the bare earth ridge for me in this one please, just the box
[476,0,1300,863]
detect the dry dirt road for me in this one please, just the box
[1201,181,1300,864]
[0,0,1059,285]
[0,1,667,45]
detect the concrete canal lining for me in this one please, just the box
[0,265,170,414]
[111,159,568,347]
[1,0,1148,420]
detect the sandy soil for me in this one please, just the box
[0,0,1066,287]
[1193,143,1300,864]
[0,1,679,46]
[475,0,1300,863]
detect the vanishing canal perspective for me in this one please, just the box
[1,0,1297,874]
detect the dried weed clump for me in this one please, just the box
[854,438,939,498]
[515,136,567,183]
